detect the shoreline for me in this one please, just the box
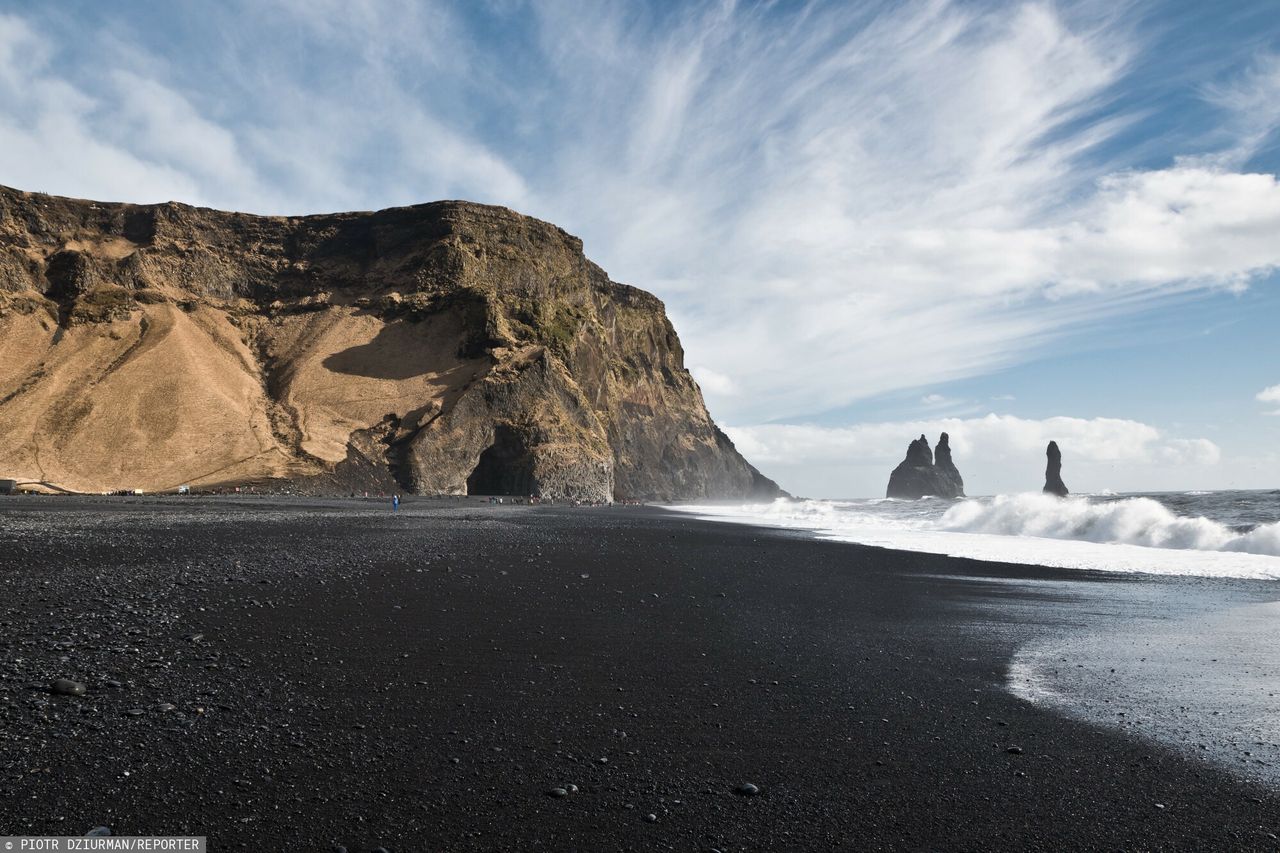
[666,493,1280,579]
[2,497,1279,849]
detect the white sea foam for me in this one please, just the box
[668,493,1280,579]
[939,493,1280,557]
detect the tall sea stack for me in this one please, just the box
[934,432,965,497]
[886,434,965,499]
[1043,441,1069,497]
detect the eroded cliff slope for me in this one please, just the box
[0,186,779,501]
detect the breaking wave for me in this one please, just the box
[939,493,1280,557]
[668,490,1280,578]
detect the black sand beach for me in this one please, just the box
[2,496,1279,851]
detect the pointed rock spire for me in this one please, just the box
[1043,441,1069,497]
[886,434,965,499]
[934,432,965,497]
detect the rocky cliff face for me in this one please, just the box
[886,433,965,499]
[1043,441,1069,497]
[0,186,780,501]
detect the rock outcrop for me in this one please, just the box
[933,432,965,497]
[0,186,781,501]
[886,433,965,499]
[1043,441,1069,497]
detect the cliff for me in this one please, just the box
[886,433,965,499]
[0,186,780,501]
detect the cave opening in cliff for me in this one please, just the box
[467,425,536,496]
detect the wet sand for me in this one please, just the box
[2,496,1279,850]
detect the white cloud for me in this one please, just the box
[106,70,260,196]
[0,13,212,205]
[727,414,1221,497]
[730,414,1218,466]
[1151,438,1222,466]
[1258,383,1280,415]
[915,393,977,414]
[1201,51,1280,166]
[0,6,528,214]
[691,366,737,396]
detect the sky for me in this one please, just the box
[1,0,1279,498]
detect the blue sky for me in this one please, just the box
[2,0,1279,497]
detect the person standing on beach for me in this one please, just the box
[392,494,400,512]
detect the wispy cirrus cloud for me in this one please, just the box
[518,3,1280,423]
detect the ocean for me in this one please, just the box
[673,489,1280,789]
[670,489,1280,579]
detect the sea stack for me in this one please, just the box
[886,434,965,499]
[933,432,965,497]
[1043,441,1069,497]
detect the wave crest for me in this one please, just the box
[940,493,1280,557]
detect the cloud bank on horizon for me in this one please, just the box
[0,0,1277,497]
[727,414,1223,498]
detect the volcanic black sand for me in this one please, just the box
[2,496,1280,851]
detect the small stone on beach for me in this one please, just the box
[734,782,761,796]
[51,678,86,696]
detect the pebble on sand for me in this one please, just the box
[547,787,569,798]
[85,827,111,837]
[51,678,87,697]
[734,782,762,796]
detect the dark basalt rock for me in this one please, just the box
[886,434,965,499]
[933,432,965,498]
[1044,441,1069,497]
